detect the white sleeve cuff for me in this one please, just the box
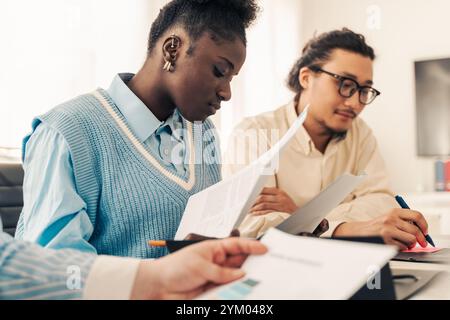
[83,255,141,300]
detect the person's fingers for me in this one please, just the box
[252,194,278,206]
[398,209,428,236]
[250,202,279,213]
[396,219,427,248]
[221,254,248,268]
[216,238,268,257]
[250,210,274,216]
[158,239,265,299]
[389,228,417,249]
[199,261,246,284]
[197,238,266,266]
[260,187,281,195]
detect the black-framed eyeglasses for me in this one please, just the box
[309,66,381,105]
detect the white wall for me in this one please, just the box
[1,0,447,194]
[0,0,153,149]
[0,0,304,155]
[221,0,303,150]
[300,0,450,193]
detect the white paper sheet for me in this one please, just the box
[174,106,309,240]
[175,163,268,239]
[197,228,397,300]
[276,173,367,235]
[256,105,310,170]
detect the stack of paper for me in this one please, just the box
[198,228,397,300]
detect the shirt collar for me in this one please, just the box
[107,73,162,143]
[155,109,184,141]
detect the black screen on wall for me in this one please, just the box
[415,58,450,156]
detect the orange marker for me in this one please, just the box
[148,240,167,247]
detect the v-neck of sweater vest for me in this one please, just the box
[92,89,202,195]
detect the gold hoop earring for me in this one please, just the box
[163,59,173,72]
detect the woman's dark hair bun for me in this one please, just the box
[148,0,260,53]
[186,0,259,28]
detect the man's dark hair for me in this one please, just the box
[147,0,260,55]
[287,28,376,100]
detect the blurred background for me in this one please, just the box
[1,0,449,232]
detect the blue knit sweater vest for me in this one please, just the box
[23,89,221,258]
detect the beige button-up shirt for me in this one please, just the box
[223,101,398,238]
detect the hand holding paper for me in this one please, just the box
[276,173,367,235]
[197,228,397,300]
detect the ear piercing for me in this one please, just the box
[163,34,179,72]
[163,60,173,72]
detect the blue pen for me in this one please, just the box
[395,195,435,247]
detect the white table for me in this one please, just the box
[389,235,450,300]
[404,193,450,235]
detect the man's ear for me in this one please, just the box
[162,35,182,66]
[298,66,313,90]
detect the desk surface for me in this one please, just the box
[389,235,450,300]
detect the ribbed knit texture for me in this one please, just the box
[21,89,221,258]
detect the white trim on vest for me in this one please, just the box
[92,90,197,191]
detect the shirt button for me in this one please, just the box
[164,149,169,156]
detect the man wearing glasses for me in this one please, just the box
[224,28,430,250]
